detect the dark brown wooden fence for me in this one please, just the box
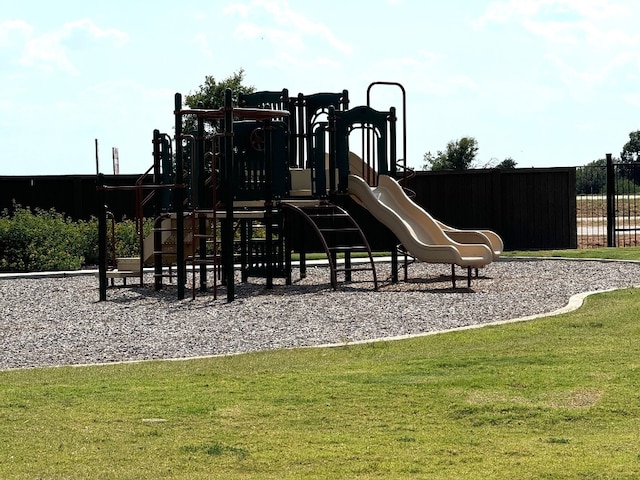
[0,175,148,221]
[406,168,577,251]
[0,168,577,250]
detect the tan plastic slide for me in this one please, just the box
[348,174,498,268]
[435,219,503,261]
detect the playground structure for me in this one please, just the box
[96,82,502,302]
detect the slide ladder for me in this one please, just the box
[282,202,378,290]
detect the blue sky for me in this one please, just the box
[2,0,640,175]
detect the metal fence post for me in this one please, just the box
[96,173,107,301]
[606,153,616,247]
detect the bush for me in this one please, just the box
[0,204,87,272]
[78,217,100,266]
[0,204,150,272]
[112,218,151,259]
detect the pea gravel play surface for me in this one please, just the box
[1,258,638,370]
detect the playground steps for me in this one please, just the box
[284,203,378,290]
[142,215,196,265]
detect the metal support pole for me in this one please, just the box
[389,107,397,177]
[153,216,163,291]
[152,130,163,291]
[223,89,235,302]
[391,243,398,283]
[328,106,337,197]
[284,209,292,285]
[175,93,186,299]
[264,120,274,289]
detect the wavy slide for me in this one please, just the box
[348,174,500,269]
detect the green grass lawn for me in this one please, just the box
[504,246,640,261]
[1,249,639,478]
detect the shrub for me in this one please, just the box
[0,204,166,272]
[0,203,86,272]
[112,218,151,259]
[0,204,153,272]
[77,217,100,266]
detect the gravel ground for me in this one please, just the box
[1,257,639,371]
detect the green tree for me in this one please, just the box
[576,158,607,194]
[620,130,640,184]
[185,68,255,110]
[495,157,517,169]
[182,69,255,134]
[620,130,640,161]
[423,137,479,170]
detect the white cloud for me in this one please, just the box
[192,32,214,57]
[10,18,128,75]
[20,31,77,74]
[64,19,128,47]
[234,22,262,40]
[0,20,32,47]
[224,2,252,17]
[546,50,639,98]
[473,0,542,26]
[474,0,628,28]
[473,0,640,100]
[475,0,636,48]
[224,0,353,56]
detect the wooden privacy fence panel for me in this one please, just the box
[406,168,577,251]
[0,175,148,220]
[1,168,577,250]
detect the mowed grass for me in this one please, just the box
[505,245,640,261]
[1,249,640,478]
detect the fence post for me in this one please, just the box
[97,173,107,301]
[606,153,616,247]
